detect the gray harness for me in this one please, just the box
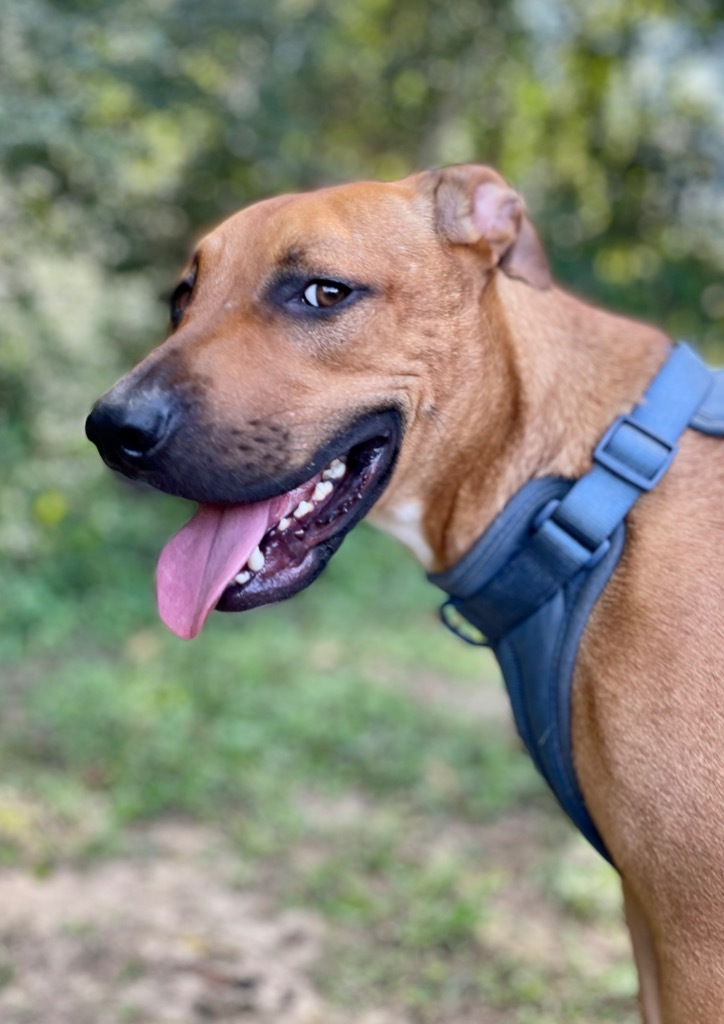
[430,344,724,863]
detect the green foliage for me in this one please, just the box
[1,523,530,822]
[303,813,638,1021]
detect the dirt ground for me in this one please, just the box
[0,811,635,1024]
[0,659,636,1023]
[0,821,345,1024]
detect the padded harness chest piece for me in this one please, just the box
[430,343,724,864]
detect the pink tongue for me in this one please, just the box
[156,502,274,640]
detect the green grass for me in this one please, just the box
[0,469,636,1022]
[2,471,524,827]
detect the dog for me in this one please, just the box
[86,164,724,1023]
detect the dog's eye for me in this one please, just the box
[170,266,197,328]
[302,280,351,309]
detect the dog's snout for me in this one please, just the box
[85,390,176,472]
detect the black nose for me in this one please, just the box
[85,391,175,472]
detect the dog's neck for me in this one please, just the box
[373,274,671,572]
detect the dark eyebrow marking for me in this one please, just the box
[278,247,309,268]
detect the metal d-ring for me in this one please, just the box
[439,600,490,647]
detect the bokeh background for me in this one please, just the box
[1,2,723,1022]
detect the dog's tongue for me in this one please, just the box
[156,502,272,640]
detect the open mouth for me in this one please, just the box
[155,412,401,639]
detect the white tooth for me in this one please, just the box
[278,517,291,532]
[313,480,334,502]
[234,570,251,585]
[248,546,265,571]
[293,500,314,519]
[322,458,346,481]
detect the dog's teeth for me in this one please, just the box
[322,458,346,481]
[293,500,314,519]
[248,546,265,571]
[313,480,334,502]
[278,517,291,532]
[234,570,251,585]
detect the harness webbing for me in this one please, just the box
[430,343,722,864]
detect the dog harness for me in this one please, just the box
[429,343,724,864]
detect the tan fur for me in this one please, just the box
[117,166,724,1022]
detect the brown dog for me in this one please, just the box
[86,164,724,1023]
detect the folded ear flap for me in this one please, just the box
[434,164,551,290]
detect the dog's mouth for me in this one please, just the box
[156,412,401,639]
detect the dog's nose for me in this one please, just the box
[86,391,175,472]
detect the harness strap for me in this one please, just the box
[437,344,713,642]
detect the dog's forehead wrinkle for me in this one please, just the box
[268,188,430,258]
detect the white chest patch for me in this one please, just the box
[367,499,433,569]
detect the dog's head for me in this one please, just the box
[86,164,550,638]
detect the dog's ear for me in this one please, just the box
[434,164,551,290]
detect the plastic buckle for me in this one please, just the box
[532,499,611,571]
[439,600,490,647]
[594,415,675,491]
